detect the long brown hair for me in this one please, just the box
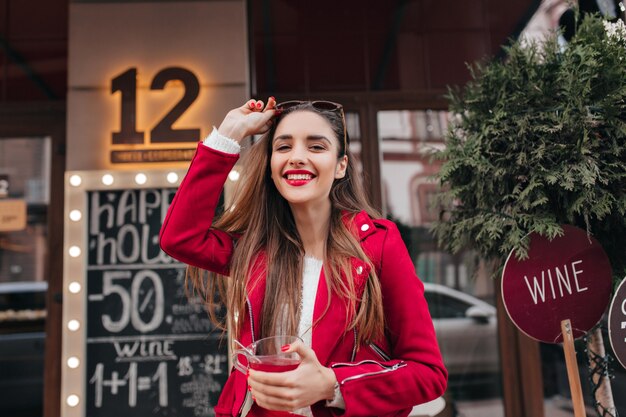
[188,103,384,346]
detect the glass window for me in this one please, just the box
[0,136,50,417]
[345,111,363,174]
[0,137,50,284]
[377,109,504,416]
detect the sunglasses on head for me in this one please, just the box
[275,100,348,155]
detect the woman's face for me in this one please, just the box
[270,110,348,209]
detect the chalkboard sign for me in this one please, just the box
[83,187,228,417]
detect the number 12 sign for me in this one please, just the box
[110,67,201,164]
[111,67,200,145]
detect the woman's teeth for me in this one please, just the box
[287,174,312,180]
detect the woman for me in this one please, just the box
[160,98,447,417]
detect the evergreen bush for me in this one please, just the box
[433,15,626,284]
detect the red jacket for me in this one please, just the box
[160,144,447,417]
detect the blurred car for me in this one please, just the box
[423,283,500,386]
[423,283,626,412]
[0,281,47,417]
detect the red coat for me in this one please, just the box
[160,144,447,417]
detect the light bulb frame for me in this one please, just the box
[62,169,185,416]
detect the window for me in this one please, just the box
[0,136,51,417]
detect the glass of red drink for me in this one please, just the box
[234,335,302,374]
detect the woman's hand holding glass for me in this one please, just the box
[218,98,277,142]
[247,339,337,412]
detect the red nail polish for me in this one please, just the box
[280,344,290,352]
[256,102,262,109]
[269,96,275,102]
[249,102,255,109]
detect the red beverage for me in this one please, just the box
[249,357,300,372]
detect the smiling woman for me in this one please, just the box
[159,98,447,417]
[270,111,347,211]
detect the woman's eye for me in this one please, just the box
[275,144,291,151]
[310,144,326,151]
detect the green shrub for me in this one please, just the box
[433,15,626,283]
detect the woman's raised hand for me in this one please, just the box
[217,97,278,142]
[246,339,337,412]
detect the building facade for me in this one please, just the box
[2,1,599,417]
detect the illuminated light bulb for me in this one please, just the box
[68,282,81,294]
[101,174,114,186]
[69,175,82,187]
[67,357,80,369]
[66,395,80,407]
[166,172,179,184]
[67,320,80,331]
[228,170,240,181]
[69,246,81,257]
[69,210,82,221]
[135,173,147,185]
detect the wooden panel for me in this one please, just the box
[44,106,65,417]
[364,0,396,36]
[0,0,8,35]
[250,0,300,35]
[5,40,67,101]
[300,0,365,35]
[366,36,401,91]
[425,31,490,88]
[0,0,68,101]
[395,33,427,91]
[252,0,537,95]
[8,0,68,40]
[497,278,525,417]
[497,277,545,417]
[254,35,307,95]
[0,50,5,100]
[420,0,487,31]
[487,0,541,53]
[519,332,546,416]
[396,0,425,34]
[307,34,368,91]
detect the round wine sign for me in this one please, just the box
[502,225,612,343]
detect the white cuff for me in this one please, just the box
[325,382,345,409]
[202,127,241,154]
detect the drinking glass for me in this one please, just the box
[234,335,302,374]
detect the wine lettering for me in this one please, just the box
[523,260,588,305]
[114,340,175,359]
